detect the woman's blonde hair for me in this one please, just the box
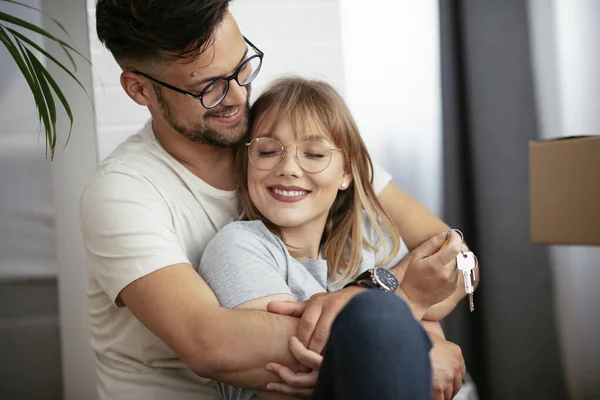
[237,76,400,284]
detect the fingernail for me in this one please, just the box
[266,384,274,391]
[265,364,273,372]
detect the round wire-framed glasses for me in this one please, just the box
[246,137,342,174]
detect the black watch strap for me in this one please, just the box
[343,280,378,290]
[354,269,373,282]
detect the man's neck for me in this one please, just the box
[152,119,237,191]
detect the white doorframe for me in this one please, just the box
[42,0,99,397]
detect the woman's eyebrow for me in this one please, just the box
[254,132,275,138]
[300,134,325,141]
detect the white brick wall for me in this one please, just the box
[86,0,345,160]
[85,0,442,214]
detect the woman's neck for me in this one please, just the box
[280,218,327,260]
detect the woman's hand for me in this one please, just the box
[264,336,323,397]
[394,231,462,313]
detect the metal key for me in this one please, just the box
[457,251,477,312]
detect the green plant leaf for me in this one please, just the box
[0,10,89,64]
[30,48,74,150]
[8,27,85,92]
[0,24,42,126]
[0,4,93,158]
[17,39,53,157]
[37,60,74,149]
[0,0,77,70]
[0,0,70,37]
[27,47,57,150]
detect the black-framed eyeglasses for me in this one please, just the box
[133,36,263,109]
[246,137,343,174]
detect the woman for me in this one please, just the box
[199,77,464,400]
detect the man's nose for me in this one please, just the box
[220,80,247,106]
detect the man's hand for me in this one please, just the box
[267,286,365,354]
[428,331,466,400]
[395,231,462,314]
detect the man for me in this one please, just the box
[82,1,468,399]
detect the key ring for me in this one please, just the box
[446,229,468,258]
[446,228,464,243]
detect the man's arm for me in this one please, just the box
[421,320,466,400]
[378,181,469,318]
[235,296,307,400]
[378,182,451,250]
[120,263,301,390]
[81,173,302,390]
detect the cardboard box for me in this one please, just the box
[530,136,600,245]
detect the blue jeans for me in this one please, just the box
[313,290,433,400]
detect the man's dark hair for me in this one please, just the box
[96,0,231,67]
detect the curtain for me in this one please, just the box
[438,1,568,399]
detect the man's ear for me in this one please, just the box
[120,71,155,106]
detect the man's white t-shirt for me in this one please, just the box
[80,119,393,399]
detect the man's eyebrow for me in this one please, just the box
[186,48,249,89]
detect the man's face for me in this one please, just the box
[151,12,251,147]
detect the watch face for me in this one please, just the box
[374,268,399,292]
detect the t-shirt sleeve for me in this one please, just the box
[198,224,293,309]
[80,172,189,307]
[362,212,408,270]
[371,162,393,195]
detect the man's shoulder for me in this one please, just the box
[85,121,181,196]
[95,122,163,177]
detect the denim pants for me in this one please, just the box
[312,290,433,400]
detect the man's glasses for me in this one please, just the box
[133,36,263,109]
[246,137,342,174]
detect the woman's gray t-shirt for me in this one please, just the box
[198,214,407,400]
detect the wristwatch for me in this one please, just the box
[344,267,400,293]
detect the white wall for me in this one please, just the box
[0,0,63,397]
[87,0,345,160]
[339,0,442,215]
[86,0,441,209]
[528,1,600,398]
[0,0,58,280]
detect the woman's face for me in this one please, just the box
[247,114,352,236]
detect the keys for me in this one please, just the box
[457,251,477,312]
[445,229,478,312]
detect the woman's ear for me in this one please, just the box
[340,169,353,190]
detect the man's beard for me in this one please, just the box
[155,85,251,148]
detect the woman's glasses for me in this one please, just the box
[246,137,342,173]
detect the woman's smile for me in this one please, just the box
[267,184,312,202]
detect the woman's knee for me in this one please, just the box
[332,290,431,347]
